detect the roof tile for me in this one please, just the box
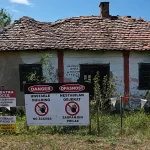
[0,16,150,51]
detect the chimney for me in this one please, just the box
[99,2,109,18]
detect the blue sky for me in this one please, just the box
[2,0,150,23]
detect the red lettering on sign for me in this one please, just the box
[59,84,85,92]
[0,90,16,98]
[28,85,53,93]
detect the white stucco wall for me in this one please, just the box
[0,50,58,106]
[20,51,58,83]
[130,51,150,108]
[63,50,124,95]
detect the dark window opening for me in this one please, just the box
[19,64,43,91]
[79,64,110,97]
[139,63,150,90]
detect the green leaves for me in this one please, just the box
[26,71,41,82]
[93,71,116,112]
[0,9,11,27]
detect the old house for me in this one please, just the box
[0,2,150,108]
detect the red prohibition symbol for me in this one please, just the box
[65,101,80,116]
[34,102,49,116]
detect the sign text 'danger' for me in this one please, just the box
[28,85,53,93]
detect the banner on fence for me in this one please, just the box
[0,116,16,132]
[141,99,147,108]
[110,97,117,107]
[24,83,90,126]
[0,90,16,107]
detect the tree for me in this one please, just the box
[0,8,11,27]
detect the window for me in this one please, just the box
[19,64,43,91]
[139,63,150,90]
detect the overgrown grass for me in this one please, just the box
[123,110,150,138]
[1,110,150,149]
[15,110,150,138]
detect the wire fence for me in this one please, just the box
[0,95,149,135]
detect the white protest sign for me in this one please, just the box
[24,83,90,126]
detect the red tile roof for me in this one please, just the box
[0,15,150,51]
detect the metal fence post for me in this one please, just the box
[1,86,5,116]
[88,98,91,134]
[120,96,123,129]
[23,81,29,131]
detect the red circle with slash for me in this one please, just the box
[65,101,80,116]
[34,102,49,116]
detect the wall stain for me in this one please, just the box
[130,78,138,83]
[64,78,72,82]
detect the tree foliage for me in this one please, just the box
[0,8,11,27]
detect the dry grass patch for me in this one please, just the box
[0,133,149,150]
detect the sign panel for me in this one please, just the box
[0,124,16,132]
[0,90,16,107]
[24,83,90,126]
[57,92,89,125]
[0,116,16,124]
[0,116,16,132]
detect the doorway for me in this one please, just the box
[79,64,110,97]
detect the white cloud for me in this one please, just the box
[10,0,30,5]
[6,5,20,13]
[12,8,20,12]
